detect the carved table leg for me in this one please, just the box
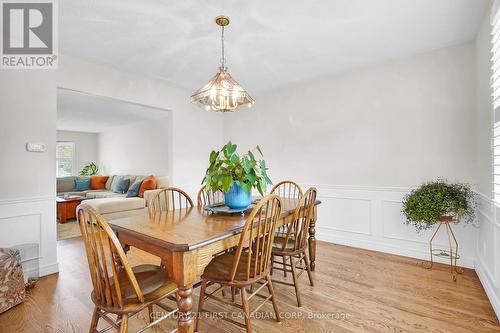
[176,286,194,333]
[308,206,317,271]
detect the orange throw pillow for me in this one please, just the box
[139,177,157,198]
[90,176,109,190]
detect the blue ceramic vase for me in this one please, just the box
[224,183,252,209]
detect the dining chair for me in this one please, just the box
[197,186,224,207]
[76,204,178,333]
[148,187,194,216]
[270,180,303,277]
[270,180,303,200]
[270,187,317,307]
[195,194,283,333]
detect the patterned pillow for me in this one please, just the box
[0,248,25,314]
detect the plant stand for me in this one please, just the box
[423,219,464,281]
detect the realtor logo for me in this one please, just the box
[1,0,58,69]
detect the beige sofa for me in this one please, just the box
[57,175,169,219]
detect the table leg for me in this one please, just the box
[176,286,194,333]
[308,205,317,271]
[58,204,66,224]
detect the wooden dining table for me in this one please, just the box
[107,197,320,333]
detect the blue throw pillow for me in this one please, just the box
[75,178,91,191]
[126,180,142,198]
[112,177,130,194]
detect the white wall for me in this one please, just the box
[56,130,98,175]
[0,71,58,276]
[98,117,171,176]
[474,11,500,320]
[224,43,479,268]
[225,43,476,187]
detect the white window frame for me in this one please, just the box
[492,2,500,204]
[56,141,76,177]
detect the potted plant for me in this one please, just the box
[202,142,272,209]
[79,162,98,176]
[402,179,476,232]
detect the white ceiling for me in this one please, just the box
[61,0,489,93]
[57,89,170,133]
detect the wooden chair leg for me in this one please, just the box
[289,255,301,307]
[195,280,207,332]
[303,252,314,287]
[148,304,154,323]
[282,255,287,278]
[240,287,252,333]
[89,306,99,333]
[266,275,281,322]
[119,314,128,333]
[270,254,274,275]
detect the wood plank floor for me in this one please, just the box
[0,237,498,333]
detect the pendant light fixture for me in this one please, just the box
[191,16,254,112]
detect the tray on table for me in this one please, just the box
[203,202,257,215]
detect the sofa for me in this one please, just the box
[57,175,169,219]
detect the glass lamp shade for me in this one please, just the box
[191,67,254,112]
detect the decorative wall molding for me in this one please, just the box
[0,195,55,205]
[474,192,500,320]
[301,183,477,269]
[0,195,58,277]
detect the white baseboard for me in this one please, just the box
[476,260,500,320]
[38,262,59,277]
[318,231,475,269]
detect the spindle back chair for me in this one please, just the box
[77,204,178,333]
[148,187,194,216]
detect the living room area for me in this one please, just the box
[2,1,500,333]
[55,89,173,240]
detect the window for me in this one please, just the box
[56,142,75,177]
[492,2,500,203]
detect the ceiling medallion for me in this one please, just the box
[191,15,254,112]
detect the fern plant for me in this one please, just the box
[402,179,476,232]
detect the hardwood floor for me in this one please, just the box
[0,238,498,333]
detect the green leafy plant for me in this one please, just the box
[79,162,98,176]
[202,142,272,195]
[402,179,476,232]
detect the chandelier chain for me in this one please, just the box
[221,25,226,68]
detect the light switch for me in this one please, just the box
[26,143,47,152]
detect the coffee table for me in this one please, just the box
[56,196,86,224]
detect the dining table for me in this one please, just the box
[107,197,321,333]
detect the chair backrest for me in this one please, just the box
[229,194,282,282]
[148,187,194,216]
[197,187,225,207]
[277,187,317,252]
[270,180,303,200]
[77,204,144,308]
[270,180,303,236]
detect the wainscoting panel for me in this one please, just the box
[317,196,371,235]
[304,184,477,269]
[0,196,58,277]
[475,193,500,320]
